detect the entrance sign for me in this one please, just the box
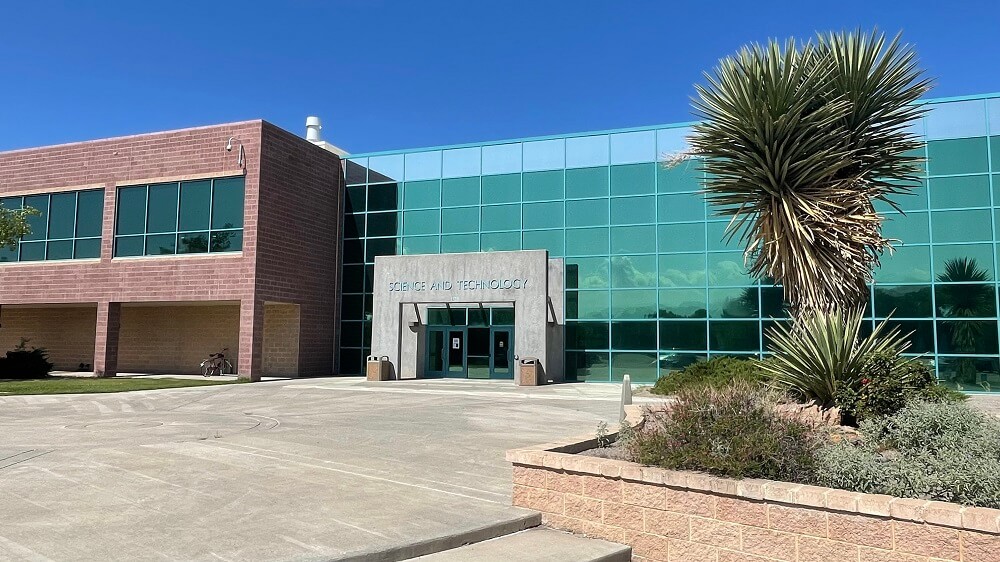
[388,278,529,292]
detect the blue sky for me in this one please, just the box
[2,1,998,153]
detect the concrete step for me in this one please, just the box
[407,528,632,562]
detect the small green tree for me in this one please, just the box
[0,206,39,250]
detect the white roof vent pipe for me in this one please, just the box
[305,116,323,143]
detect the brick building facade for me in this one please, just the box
[0,121,342,380]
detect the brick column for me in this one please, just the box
[238,298,264,381]
[94,301,121,377]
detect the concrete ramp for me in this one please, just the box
[408,528,631,561]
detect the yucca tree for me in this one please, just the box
[687,30,931,316]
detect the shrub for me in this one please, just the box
[651,356,766,395]
[834,352,964,422]
[815,401,1000,508]
[0,339,53,379]
[627,382,818,481]
[761,309,911,407]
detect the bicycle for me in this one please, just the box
[200,348,234,376]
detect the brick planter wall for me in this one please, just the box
[506,410,1000,562]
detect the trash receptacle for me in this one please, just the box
[518,357,540,386]
[366,355,391,381]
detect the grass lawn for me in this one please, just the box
[0,377,243,395]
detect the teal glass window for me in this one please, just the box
[934,244,994,279]
[368,182,400,212]
[365,237,397,262]
[882,212,929,244]
[566,257,610,289]
[610,163,655,196]
[566,351,610,382]
[659,288,707,318]
[937,320,998,354]
[367,212,400,237]
[522,170,564,201]
[760,286,789,318]
[566,167,609,198]
[657,223,705,253]
[611,289,657,319]
[875,245,931,283]
[566,198,609,227]
[565,227,609,256]
[402,235,440,255]
[346,185,366,214]
[611,321,657,350]
[658,193,706,222]
[661,320,707,349]
[935,284,996,318]
[566,322,609,349]
[611,196,655,225]
[481,204,520,231]
[886,320,935,353]
[522,229,563,257]
[709,287,759,318]
[708,252,756,286]
[610,131,656,165]
[877,179,927,213]
[709,321,760,352]
[403,180,441,209]
[566,135,610,169]
[480,231,520,251]
[931,210,992,243]
[523,139,564,171]
[442,207,480,234]
[611,255,656,288]
[482,144,522,176]
[0,189,104,263]
[707,221,742,251]
[481,174,521,204]
[657,162,702,193]
[404,151,441,181]
[403,209,440,236]
[344,213,365,238]
[658,254,707,287]
[927,137,989,175]
[441,233,479,253]
[873,285,933,318]
[442,147,481,179]
[992,137,1000,170]
[114,176,243,258]
[441,177,480,207]
[522,201,564,229]
[929,175,991,209]
[611,352,659,383]
[566,290,610,319]
[611,225,655,254]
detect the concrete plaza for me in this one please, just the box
[0,378,656,561]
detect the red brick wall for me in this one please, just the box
[255,122,342,376]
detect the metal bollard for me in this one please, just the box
[620,373,632,422]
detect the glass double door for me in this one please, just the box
[427,326,513,379]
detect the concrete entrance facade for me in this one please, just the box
[371,250,564,383]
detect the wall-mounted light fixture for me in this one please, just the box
[225,137,245,169]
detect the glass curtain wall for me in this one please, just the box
[339,94,1000,391]
[0,189,104,262]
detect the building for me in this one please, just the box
[2,93,999,390]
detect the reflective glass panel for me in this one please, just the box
[657,223,705,253]
[927,137,989,175]
[522,170,563,201]
[178,232,209,254]
[481,204,520,231]
[179,180,211,231]
[211,177,244,229]
[365,237,397,262]
[932,210,992,243]
[660,320,707,350]
[481,174,521,204]
[22,195,48,241]
[46,240,73,260]
[401,236,440,255]
[566,290,610,319]
[934,244,994,279]
[442,177,480,207]
[760,286,789,318]
[146,183,178,233]
[442,147,481,179]
[566,135,610,168]
[403,151,441,181]
[877,179,927,213]
[707,222,742,251]
[612,225,655,254]
[346,185,366,214]
[522,201,564,229]
[657,127,692,155]
[368,154,404,183]
[144,233,175,255]
[481,143,522,175]
[659,288,707,318]
[566,351,610,382]
[522,229,563,257]
[45,192,76,240]
[657,161,702,193]
[611,289,657,319]
[403,180,441,209]
[441,234,479,253]
[366,212,400,237]
[611,255,656,288]
[658,193,706,222]
[609,130,656,165]
[210,230,241,252]
[610,163,655,196]
[611,196,655,225]
[402,209,439,236]
[566,322,610,349]
[611,321,657,350]
[873,285,933,318]
[522,139,565,171]
[566,199,609,227]
[344,213,364,238]
[658,254,707,287]
[925,100,987,140]
[882,212,929,244]
[611,352,659,383]
[566,167,609,198]
[937,320,999,354]
[480,231,520,251]
[19,241,45,261]
[367,182,401,212]
[709,321,760,352]
[566,257,610,289]
[935,284,996,318]
[709,287,758,318]
[708,252,755,286]
[929,175,991,209]
[344,159,367,185]
[116,187,146,236]
[74,238,101,259]
[441,207,480,233]
[342,264,365,293]
[875,245,931,283]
